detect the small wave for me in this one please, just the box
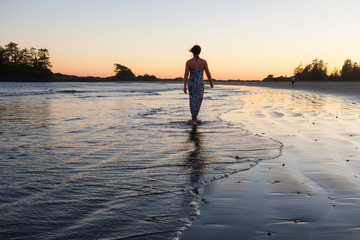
[56,90,77,93]
[64,117,84,122]
[0,82,180,99]
[0,90,55,97]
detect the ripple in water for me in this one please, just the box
[0,82,282,240]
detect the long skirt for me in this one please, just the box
[188,69,204,121]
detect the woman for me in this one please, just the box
[184,45,214,125]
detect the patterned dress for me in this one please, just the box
[188,67,205,121]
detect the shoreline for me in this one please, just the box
[2,80,359,99]
[181,83,360,239]
[216,81,360,99]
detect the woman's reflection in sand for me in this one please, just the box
[183,125,207,186]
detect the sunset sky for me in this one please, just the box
[1,0,360,80]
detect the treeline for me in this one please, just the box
[0,42,160,82]
[113,63,158,81]
[264,59,360,82]
[0,42,53,80]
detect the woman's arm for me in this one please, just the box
[183,61,190,93]
[204,61,214,88]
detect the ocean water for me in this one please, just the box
[0,82,282,240]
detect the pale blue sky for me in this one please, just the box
[1,0,359,79]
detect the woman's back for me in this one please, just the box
[187,57,206,70]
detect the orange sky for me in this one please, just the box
[1,0,360,80]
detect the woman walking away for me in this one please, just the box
[183,45,214,125]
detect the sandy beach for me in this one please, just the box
[217,80,360,98]
[181,81,360,239]
[1,81,360,239]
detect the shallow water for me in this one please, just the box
[0,82,282,239]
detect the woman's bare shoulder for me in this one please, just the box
[197,57,206,63]
[187,57,207,69]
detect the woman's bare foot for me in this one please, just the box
[192,120,198,125]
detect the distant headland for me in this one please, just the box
[1,42,360,82]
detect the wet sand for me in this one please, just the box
[181,82,360,239]
[216,80,360,98]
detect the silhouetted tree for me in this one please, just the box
[0,46,5,67]
[36,49,52,69]
[329,67,341,81]
[29,47,38,67]
[136,74,158,81]
[113,63,135,80]
[293,64,304,77]
[294,59,328,81]
[341,59,360,81]
[0,42,53,80]
[263,74,274,82]
[341,59,353,81]
[4,42,20,64]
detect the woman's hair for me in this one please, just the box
[189,45,201,56]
